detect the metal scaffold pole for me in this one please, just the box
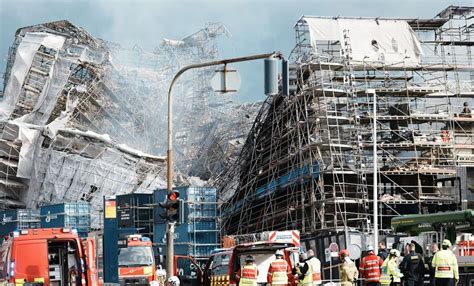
[372,90,379,253]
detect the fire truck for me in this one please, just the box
[203,230,301,286]
[203,242,299,286]
[0,228,98,286]
[118,234,156,285]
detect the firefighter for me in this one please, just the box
[296,249,322,285]
[432,239,459,286]
[359,245,383,286]
[339,249,359,286]
[267,249,291,285]
[380,249,403,286]
[296,252,311,286]
[237,255,259,286]
[399,243,425,286]
[307,249,322,285]
[427,243,439,285]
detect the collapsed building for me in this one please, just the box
[0,21,168,226]
[0,20,257,227]
[219,6,474,237]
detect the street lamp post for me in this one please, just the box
[166,51,282,277]
[370,89,379,254]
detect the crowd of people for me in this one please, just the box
[356,240,459,286]
[233,239,459,286]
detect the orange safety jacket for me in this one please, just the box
[359,252,384,283]
[239,263,259,286]
[267,258,290,285]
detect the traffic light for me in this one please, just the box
[159,190,183,223]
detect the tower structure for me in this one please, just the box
[219,6,474,236]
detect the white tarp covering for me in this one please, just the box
[0,32,65,120]
[303,18,423,66]
[24,130,166,227]
[14,123,41,179]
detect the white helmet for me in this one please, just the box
[275,249,284,257]
[167,276,180,286]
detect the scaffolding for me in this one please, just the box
[219,6,474,236]
[186,187,220,267]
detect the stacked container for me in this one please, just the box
[154,187,219,269]
[116,193,154,241]
[0,209,40,236]
[40,203,91,237]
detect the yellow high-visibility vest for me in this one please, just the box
[387,259,402,283]
[268,259,289,285]
[380,257,401,285]
[240,264,258,286]
[432,249,459,280]
[308,257,322,285]
[380,258,391,285]
[297,262,312,286]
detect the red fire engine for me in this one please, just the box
[0,228,98,286]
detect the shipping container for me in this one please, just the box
[116,193,154,240]
[40,203,91,236]
[0,209,40,236]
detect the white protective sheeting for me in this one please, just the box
[14,123,41,179]
[10,107,167,219]
[0,32,65,120]
[25,132,166,227]
[303,18,423,66]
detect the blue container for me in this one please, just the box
[0,209,40,236]
[40,203,91,235]
[116,193,154,240]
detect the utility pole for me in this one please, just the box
[166,51,283,277]
[371,89,379,254]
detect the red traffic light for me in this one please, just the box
[167,191,179,201]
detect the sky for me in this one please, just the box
[0,0,472,103]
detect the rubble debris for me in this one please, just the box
[0,20,256,226]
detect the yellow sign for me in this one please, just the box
[105,200,116,218]
[143,266,152,275]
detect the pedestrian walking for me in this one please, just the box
[399,243,425,286]
[380,249,403,286]
[237,255,259,286]
[339,249,359,286]
[432,239,459,286]
[267,249,291,285]
[359,245,384,286]
[378,242,389,261]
